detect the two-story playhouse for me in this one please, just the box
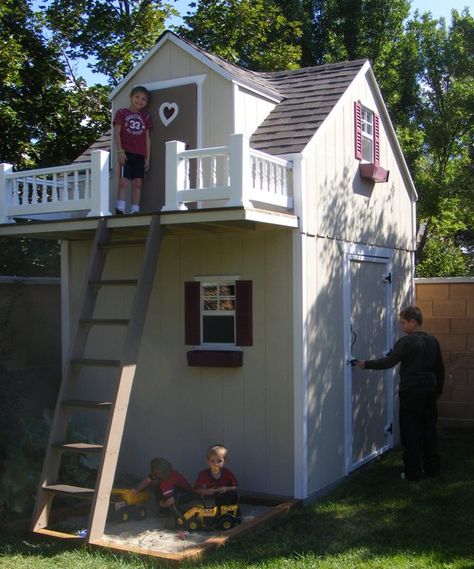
[0,31,416,545]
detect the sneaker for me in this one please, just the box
[115,208,124,215]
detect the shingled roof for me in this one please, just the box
[173,33,367,155]
[251,60,367,155]
[74,34,367,162]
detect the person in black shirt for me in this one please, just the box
[356,305,444,481]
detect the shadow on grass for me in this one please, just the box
[1,427,473,569]
[190,426,474,568]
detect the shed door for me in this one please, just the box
[344,252,394,472]
[141,83,197,212]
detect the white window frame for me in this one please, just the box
[194,275,239,348]
[361,106,374,163]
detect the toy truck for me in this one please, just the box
[109,488,150,522]
[176,502,241,531]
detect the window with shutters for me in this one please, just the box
[184,277,252,367]
[354,100,389,183]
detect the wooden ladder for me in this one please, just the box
[32,215,162,542]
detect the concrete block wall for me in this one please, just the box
[415,278,474,425]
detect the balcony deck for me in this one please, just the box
[0,134,298,238]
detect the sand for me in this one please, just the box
[55,503,272,554]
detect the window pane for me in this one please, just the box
[362,136,373,162]
[362,109,373,135]
[219,299,235,310]
[204,299,217,311]
[203,284,217,297]
[219,284,235,296]
[203,315,235,343]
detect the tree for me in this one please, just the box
[0,0,65,168]
[42,0,176,84]
[0,0,111,169]
[179,0,302,71]
[0,1,112,277]
[409,10,474,275]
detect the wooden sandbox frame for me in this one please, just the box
[92,494,298,563]
[64,494,298,563]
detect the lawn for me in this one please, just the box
[1,426,473,569]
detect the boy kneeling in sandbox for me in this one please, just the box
[134,457,196,528]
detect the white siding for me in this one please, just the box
[68,226,295,497]
[234,86,277,139]
[299,71,415,495]
[112,42,236,149]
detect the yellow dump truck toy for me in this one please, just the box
[109,488,150,522]
[176,502,241,531]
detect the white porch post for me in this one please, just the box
[228,133,251,208]
[162,140,187,212]
[0,163,13,224]
[88,150,111,217]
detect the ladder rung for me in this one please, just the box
[80,318,129,326]
[61,399,112,410]
[43,484,95,499]
[34,528,85,540]
[70,358,121,367]
[90,279,138,289]
[52,442,104,453]
[100,239,146,249]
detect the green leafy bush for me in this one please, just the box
[0,412,98,519]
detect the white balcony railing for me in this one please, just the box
[0,137,293,224]
[0,150,110,223]
[162,134,293,212]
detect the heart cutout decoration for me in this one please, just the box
[159,102,179,126]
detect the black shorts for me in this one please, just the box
[122,152,145,180]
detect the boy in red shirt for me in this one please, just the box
[113,85,152,214]
[134,457,194,517]
[194,444,239,509]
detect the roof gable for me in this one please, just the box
[85,33,415,196]
[110,30,282,102]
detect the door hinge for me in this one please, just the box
[383,272,392,284]
[384,422,393,435]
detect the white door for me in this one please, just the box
[343,245,394,473]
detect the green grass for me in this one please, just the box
[1,426,473,569]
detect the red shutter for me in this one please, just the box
[184,281,200,345]
[235,280,253,346]
[354,101,362,160]
[373,113,380,166]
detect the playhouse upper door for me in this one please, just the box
[141,83,197,212]
[348,256,393,470]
